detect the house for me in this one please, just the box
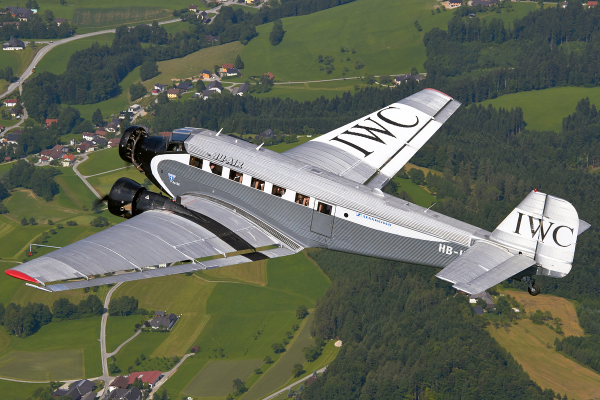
[189,4,198,12]
[41,148,63,161]
[260,129,275,138]
[226,68,241,77]
[562,1,568,6]
[589,0,598,7]
[394,74,421,84]
[5,133,19,144]
[109,376,129,392]
[3,99,17,107]
[106,122,118,133]
[201,69,212,79]
[201,89,214,100]
[111,118,121,127]
[4,157,11,162]
[447,0,462,8]
[2,37,25,50]
[45,118,58,127]
[191,345,199,353]
[199,11,208,20]
[5,7,33,20]
[155,311,166,317]
[108,387,142,400]
[77,141,95,153]
[151,313,178,329]
[39,156,49,162]
[52,144,68,153]
[222,63,234,70]
[153,83,166,92]
[82,132,95,141]
[95,130,106,138]
[232,83,248,96]
[151,89,160,95]
[54,18,67,26]
[80,393,96,400]
[13,128,22,135]
[51,379,95,400]
[206,80,223,93]
[94,137,108,147]
[264,72,274,80]
[127,371,162,388]
[167,88,184,99]
[62,154,76,167]
[468,291,495,309]
[474,305,484,315]
[206,35,219,43]
[107,138,120,148]
[128,104,141,113]
[119,111,129,120]
[9,108,21,117]
[245,0,257,4]
[177,82,194,91]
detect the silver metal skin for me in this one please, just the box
[6,89,587,294]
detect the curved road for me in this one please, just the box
[100,282,123,396]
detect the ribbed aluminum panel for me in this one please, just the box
[436,242,513,285]
[545,195,578,222]
[398,89,452,117]
[518,191,546,217]
[453,255,535,295]
[284,141,363,176]
[435,99,461,124]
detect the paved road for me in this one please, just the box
[1,108,28,137]
[261,366,328,400]
[72,153,102,200]
[106,329,141,358]
[148,353,194,399]
[99,282,123,396]
[0,19,180,101]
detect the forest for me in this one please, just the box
[0,160,59,201]
[0,13,72,40]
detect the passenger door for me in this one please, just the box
[310,201,335,237]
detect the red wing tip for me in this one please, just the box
[5,269,39,284]
[425,88,453,99]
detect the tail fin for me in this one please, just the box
[489,190,586,278]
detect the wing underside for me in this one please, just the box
[7,196,302,292]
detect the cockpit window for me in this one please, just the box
[210,163,223,175]
[189,156,203,168]
[229,170,243,183]
[295,193,310,206]
[272,185,286,197]
[251,178,265,191]
[171,132,191,142]
[167,142,185,152]
[317,201,332,215]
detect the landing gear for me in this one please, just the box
[522,276,540,296]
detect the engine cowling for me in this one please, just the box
[107,177,184,219]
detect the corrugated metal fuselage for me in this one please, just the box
[148,129,488,269]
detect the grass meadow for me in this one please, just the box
[480,86,600,132]
[184,359,264,397]
[488,319,600,400]
[77,147,130,177]
[106,315,146,353]
[265,136,313,153]
[196,260,268,286]
[0,380,46,399]
[0,47,40,77]
[86,165,148,197]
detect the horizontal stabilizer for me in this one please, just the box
[578,219,591,235]
[436,242,535,294]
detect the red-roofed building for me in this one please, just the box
[3,99,17,107]
[40,156,49,162]
[52,144,68,153]
[45,118,58,127]
[62,154,75,167]
[264,72,274,79]
[107,138,120,148]
[4,157,11,162]
[77,141,94,153]
[95,130,106,138]
[222,63,234,69]
[127,371,162,388]
[589,0,597,6]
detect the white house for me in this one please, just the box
[3,99,17,107]
[128,104,141,113]
[2,37,25,50]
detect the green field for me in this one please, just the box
[77,148,130,177]
[112,331,170,373]
[253,80,369,102]
[480,86,600,132]
[0,380,46,399]
[391,177,436,208]
[0,47,40,76]
[106,315,145,354]
[0,317,102,380]
[239,0,454,82]
[54,168,100,210]
[184,359,263,397]
[142,42,244,90]
[478,2,539,26]
[33,34,115,76]
[231,4,260,14]
[265,136,314,153]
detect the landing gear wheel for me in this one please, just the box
[528,282,540,296]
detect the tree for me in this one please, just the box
[264,355,273,364]
[269,20,284,45]
[354,60,365,70]
[21,217,28,226]
[129,82,147,101]
[296,305,308,319]
[90,216,110,227]
[52,298,78,320]
[43,9,55,23]
[140,60,160,81]
[92,108,104,127]
[233,378,247,395]
[271,343,285,353]
[411,67,419,75]
[196,80,206,92]
[302,345,322,362]
[408,169,425,185]
[234,54,244,69]
[292,363,305,377]
[108,296,139,316]
[254,368,262,374]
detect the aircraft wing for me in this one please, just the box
[283,88,461,189]
[435,242,536,295]
[6,196,302,292]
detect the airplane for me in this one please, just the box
[6,88,590,296]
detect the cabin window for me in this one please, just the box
[272,185,286,197]
[251,178,265,191]
[317,201,333,215]
[189,156,203,169]
[209,163,223,176]
[229,170,243,183]
[295,193,310,206]
[167,142,185,152]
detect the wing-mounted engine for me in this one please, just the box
[119,125,148,171]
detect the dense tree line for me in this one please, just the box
[423,2,600,105]
[52,295,103,320]
[0,14,72,41]
[1,160,59,201]
[0,302,52,337]
[305,250,564,399]
[108,296,139,316]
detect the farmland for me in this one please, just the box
[183,359,263,397]
[480,86,600,132]
[76,148,130,177]
[0,46,41,77]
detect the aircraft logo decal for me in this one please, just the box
[168,173,176,183]
[513,212,574,247]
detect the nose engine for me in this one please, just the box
[107,177,183,219]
